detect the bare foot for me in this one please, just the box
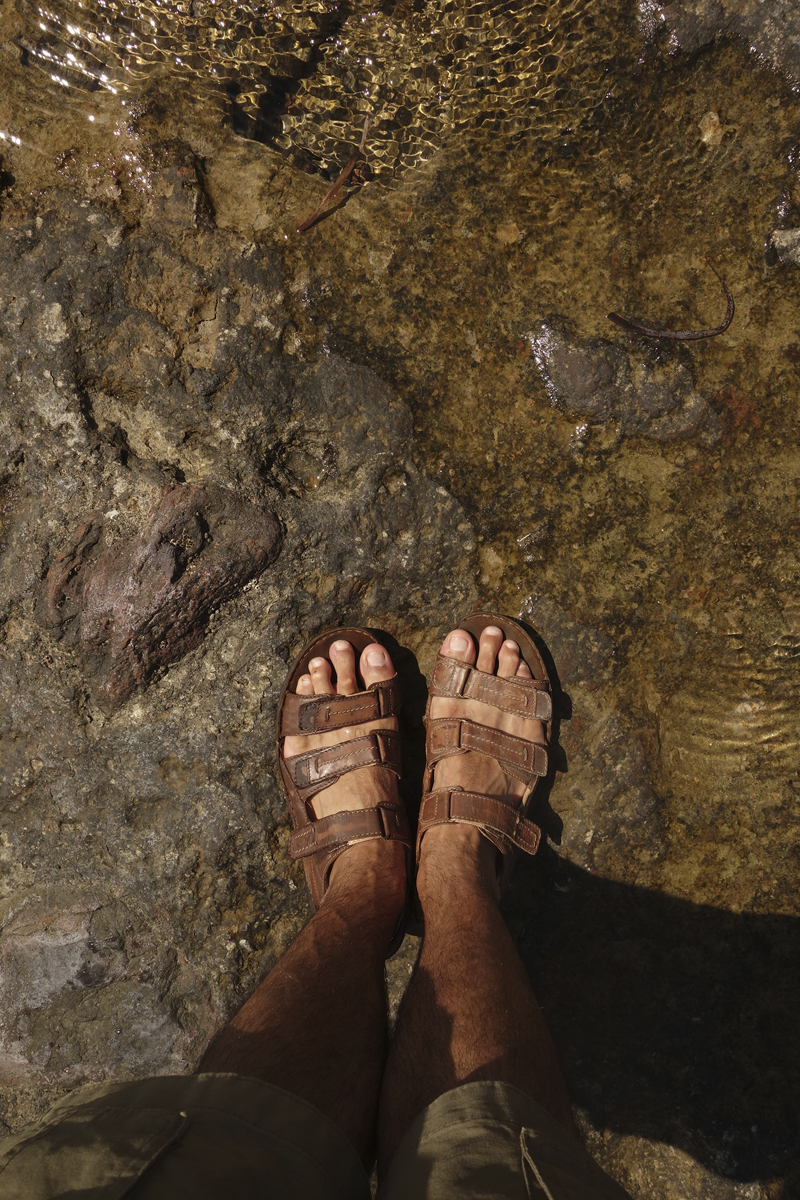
[283,638,407,898]
[418,624,547,893]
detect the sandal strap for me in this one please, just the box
[431,656,552,721]
[284,729,402,802]
[289,802,410,860]
[280,677,401,735]
[417,788,541,858]
[426,717,548,787]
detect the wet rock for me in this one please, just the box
[527,324,723,443]
[144,160,214,229]
[697,110,724,146]
[769,228,800,265]
[641,0,800,82]
[0,192,478,1127]
[522,594,616,691]
[36,484,283,709]
[0,894,186,1086]
[519,595,664,873]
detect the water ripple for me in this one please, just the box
[16,0,609,178]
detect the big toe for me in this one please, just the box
[430,628,476,725]
[441,627,477,664]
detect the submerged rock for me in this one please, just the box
[640,0,800,83]
[526,324,723,443]
[769,228,800,266]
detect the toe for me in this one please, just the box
[516,660,533,679]
[309,655,335,695]
[329,639,358,695]
[360,642,395,687]
[441,628,477,664]
[283,672,318,758]
[476,625,504,673]
[497,639,521,678]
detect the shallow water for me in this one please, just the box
[0,0,798,1194]
[13,0,609,175]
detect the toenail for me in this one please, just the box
[485,626,502,637]
[449,634,469,652]
[310,657,326,669]
[504,640,518,651]
[333,640,350,651]
[367,648,386,666]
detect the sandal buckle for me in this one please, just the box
[378,804,401,838]
[298,698,321,732]
[293,757,311,788]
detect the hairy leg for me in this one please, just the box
[378,625,575,1170]
[201,638,406,1166]
[201,838,404,1164]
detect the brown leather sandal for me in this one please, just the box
[277,626,412,954]
[417,612,552,893]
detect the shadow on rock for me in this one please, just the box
[506,849,799,1188]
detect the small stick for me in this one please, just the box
[606,259,735,340]
[297,116,372,233]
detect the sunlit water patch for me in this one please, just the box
[660,635,800,800]
[16,0,612,178]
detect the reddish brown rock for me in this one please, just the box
[37,484,282,708]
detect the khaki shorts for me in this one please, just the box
[0,1073,630,1200]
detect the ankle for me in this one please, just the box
[416,824,501,907]
[324,837,407,916]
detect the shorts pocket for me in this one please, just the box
[520,1126,631,1200]
[0,1104,190,1200]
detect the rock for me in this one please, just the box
[526,324,723,443]
[641,0,800,83]
[769,228,800,265]
[495,222,523,244]
[0,892,186,1087]
[144,161,214,229]
[698,110,723,146]
[36,484,283,709]
[0,192,478,1126]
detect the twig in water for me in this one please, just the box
[606,258,735,340]
[297,116,372,233]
